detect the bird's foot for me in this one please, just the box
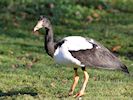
[68,90,73,96]
[73,91,84,98]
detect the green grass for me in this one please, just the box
[0,0,133,99]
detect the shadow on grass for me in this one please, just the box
[0,91,38,97]
[0,86,38,97]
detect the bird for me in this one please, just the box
[33,16,129,98]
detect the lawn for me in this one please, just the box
[0,0,133,99]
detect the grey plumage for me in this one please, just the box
[69,39,129,74]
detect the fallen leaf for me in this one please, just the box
[12,64,19,69]
[92,12,100,18]
[112,45,121,52]
[86,15,93,23]
[50,82,56,88]
[93,76,97,81]
[97,5,103,10]
[62,79,68,84]
[92,12,101,21]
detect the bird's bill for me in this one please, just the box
[33,21,43,32]
[34,26,39,32]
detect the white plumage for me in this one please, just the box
[54,36,93,67]
[63,36,93,51]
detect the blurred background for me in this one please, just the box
[0,0,133,99]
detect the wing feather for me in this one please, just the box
[69,43,124,70]
[63,36,93,51]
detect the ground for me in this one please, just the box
[0,0,133,100]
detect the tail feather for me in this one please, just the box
[121,65,129,74]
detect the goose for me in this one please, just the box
[33,16,129,97]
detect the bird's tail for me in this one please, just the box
[120,64,129,74]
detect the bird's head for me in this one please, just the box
[33,16,51,32]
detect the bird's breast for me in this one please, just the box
[53,46,84,67]
[54,47,72,64]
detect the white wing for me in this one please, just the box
[63,36,93,51]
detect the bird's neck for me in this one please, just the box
[45,26,55,57]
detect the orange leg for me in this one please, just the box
[74,67,89,98]
[68,68,79,96]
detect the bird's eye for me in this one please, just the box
[42,20,45,22]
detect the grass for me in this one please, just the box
[0,0,133,99]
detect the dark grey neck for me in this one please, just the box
[44,26,55,57]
